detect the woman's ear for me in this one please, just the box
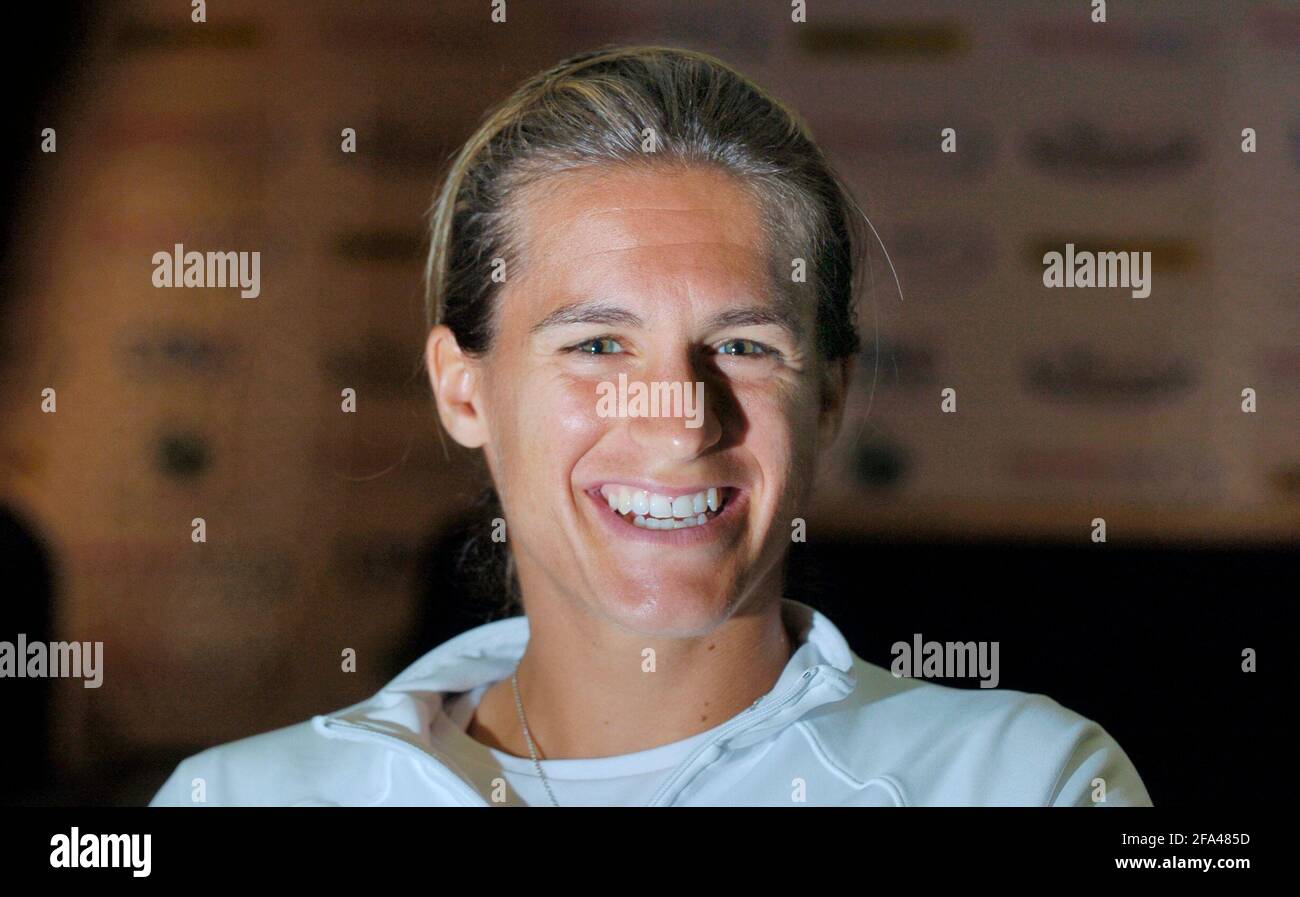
[426,324,489,448]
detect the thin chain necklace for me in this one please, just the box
[511,667,561,807]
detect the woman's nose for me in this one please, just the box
[624,362,722,461]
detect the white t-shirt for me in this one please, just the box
[432,683,732,806]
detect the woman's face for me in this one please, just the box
[431,165,850,638]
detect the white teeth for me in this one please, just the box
[599,484,728,525]
[633,513,709,530]
[649,494,674,518]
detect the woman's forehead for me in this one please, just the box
[508,166,793,320]
[516,165,768,260]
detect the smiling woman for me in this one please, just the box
[148,45,1152,808]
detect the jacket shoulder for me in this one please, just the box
[147,717,390,807]
[803,657,1151,806]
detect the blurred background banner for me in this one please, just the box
[0,0,1295,805]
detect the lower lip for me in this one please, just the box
[584,488,746,545]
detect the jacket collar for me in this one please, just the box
[316,599,859,802]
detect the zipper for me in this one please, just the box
[318,717,490,807]
[645,667,822,807]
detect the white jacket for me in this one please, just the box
[149,600,1152,806]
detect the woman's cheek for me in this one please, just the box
[735,381,800,446]
[507,363,580,420]
[567,376,611,435]
[741,384,811,507]
[516,375,606,443]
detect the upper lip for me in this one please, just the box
[583,480,737,499]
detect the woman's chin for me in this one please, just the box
[591,578,739,639]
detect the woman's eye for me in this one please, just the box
[571,336,624,355]
[715,338,770,357]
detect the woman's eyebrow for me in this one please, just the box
[704,306,803,339]
[530,300,644,333]
[530,299,805,338]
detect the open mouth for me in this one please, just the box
[596,484,732,530]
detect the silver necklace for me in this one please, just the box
[511,667,561,807]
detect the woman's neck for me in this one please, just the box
[465,594,795,760]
